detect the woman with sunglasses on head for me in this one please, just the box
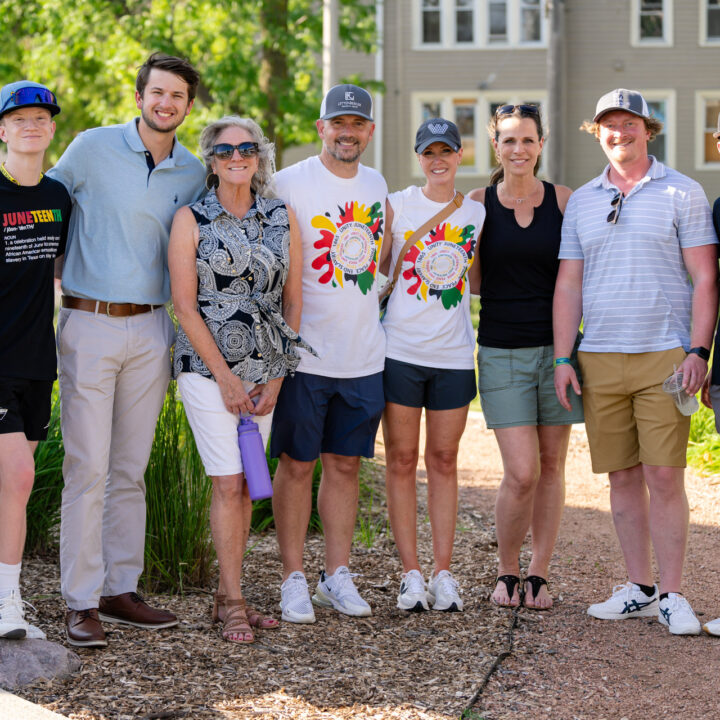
[381,119,484,613]
[169,116,313,643]
[468,104,583,610]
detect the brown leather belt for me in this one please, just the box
[61,295,163,317]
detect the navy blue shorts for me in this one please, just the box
[0,377,54,441]
[270,371,385,461]
[384,358,476,411]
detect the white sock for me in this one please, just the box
[0,561,21,598]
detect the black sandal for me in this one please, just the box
[491,574,521,607]
[523,575,552,610]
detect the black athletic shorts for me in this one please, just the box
[0,377,54,441]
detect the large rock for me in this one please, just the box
[0,639,81,689]
[0,688,69,719]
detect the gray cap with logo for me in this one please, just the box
[414,118,462,154]
[593,88,650,123]
[320,84,373,121]
[0,80,60,120]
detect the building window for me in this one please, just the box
[456,0,474,42]
[631,0,672,46]
[639,91,675,167]
[412,91,546,176]
[695,93,720,169]
[416,0,547,49]
[701,0,720,43]
[422,0,442,44]
[520,0,541,43]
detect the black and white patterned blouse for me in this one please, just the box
[173,189,316,383]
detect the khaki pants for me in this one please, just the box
[57,307,174,610]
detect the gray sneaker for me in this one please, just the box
[280,571,316,624]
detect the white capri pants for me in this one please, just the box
[177,372,273,477]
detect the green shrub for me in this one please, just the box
[688,404,720,476]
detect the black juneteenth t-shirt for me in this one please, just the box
[0,173,71,380]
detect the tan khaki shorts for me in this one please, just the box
[577,348,690,473]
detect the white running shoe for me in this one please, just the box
[26,624,47,640]
[427,570,463,612]
[396,569,429,612]
[703,617,720,636]
[312,566,371,617]
[658,593,701,635]
[587,582,658,620]
[0,589,29,639]
[280,571,316,624]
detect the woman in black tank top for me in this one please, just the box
[468,105,583,611]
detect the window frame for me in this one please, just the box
[411,90,548,178]
[413,0,548,50]
[695,91,720,171]
[630,0,673,47]
[638,89,676,168]
[700,0,720,45]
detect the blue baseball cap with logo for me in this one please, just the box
[0,81,61,120]
[414,118,462,154]
[320,84,373,121]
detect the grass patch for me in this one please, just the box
[688,403,720,476]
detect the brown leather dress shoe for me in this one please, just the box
[98,592,179,629]
[66,608,107,648]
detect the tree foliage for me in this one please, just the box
[1,0,377,165]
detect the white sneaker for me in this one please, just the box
[703,617,720,636]
[396,569,429,612]
[658,593,701,635]
[26,624,47,640]
[0,589,29,639]
[280,571,316,624]
[427,570,463,612]
[587,582,658,620]
[312,566,371,617]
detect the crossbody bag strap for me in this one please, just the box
[386,191,464,291]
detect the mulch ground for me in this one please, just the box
[11,413,720,719]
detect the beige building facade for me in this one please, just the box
[306,0,720,199]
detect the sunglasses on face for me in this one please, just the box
[211,142,259,160]
[607,192,624,224]
[1,87,57,114]
[495,104,540,118]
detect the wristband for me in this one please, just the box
[688,346,710,362]
[553,357,571,368]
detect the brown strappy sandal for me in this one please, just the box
[213,592,278,629]
[222,599,254,644]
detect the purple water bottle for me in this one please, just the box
[237,416,273,500]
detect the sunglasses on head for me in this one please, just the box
[1,87,57,113]
[607,192,624,224]
[495,104,540,118]
[211,142,259,159]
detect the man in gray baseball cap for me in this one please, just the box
[269,83,387,623]
[554,87,718,636]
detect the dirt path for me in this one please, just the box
[452,412,720,720]
[12,411,720,719]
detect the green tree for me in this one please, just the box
[0,0,377,166]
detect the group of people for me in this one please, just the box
[2,52,720,649]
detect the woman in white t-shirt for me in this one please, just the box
[380,118,485,613]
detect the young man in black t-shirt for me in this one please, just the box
[0,81,70,640]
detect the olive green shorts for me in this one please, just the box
[477,343,584,429]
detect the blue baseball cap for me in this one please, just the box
[0,81,60,120]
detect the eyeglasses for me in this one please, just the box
[211,142,259,159]
[1,87,57,114]
[607,192,624,224]
[495,104,540,118]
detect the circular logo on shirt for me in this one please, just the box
[330,221,375,276]
[415,241,468,291]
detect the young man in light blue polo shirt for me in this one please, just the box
[553,89,718,636]
[48,52,205,648]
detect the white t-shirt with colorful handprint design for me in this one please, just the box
[383,185,485,369]
[275,155,388,377]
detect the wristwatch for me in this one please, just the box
[688,346,711,362]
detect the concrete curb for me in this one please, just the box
[0,688,68,719]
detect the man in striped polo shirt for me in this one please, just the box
[553,89,718,635]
